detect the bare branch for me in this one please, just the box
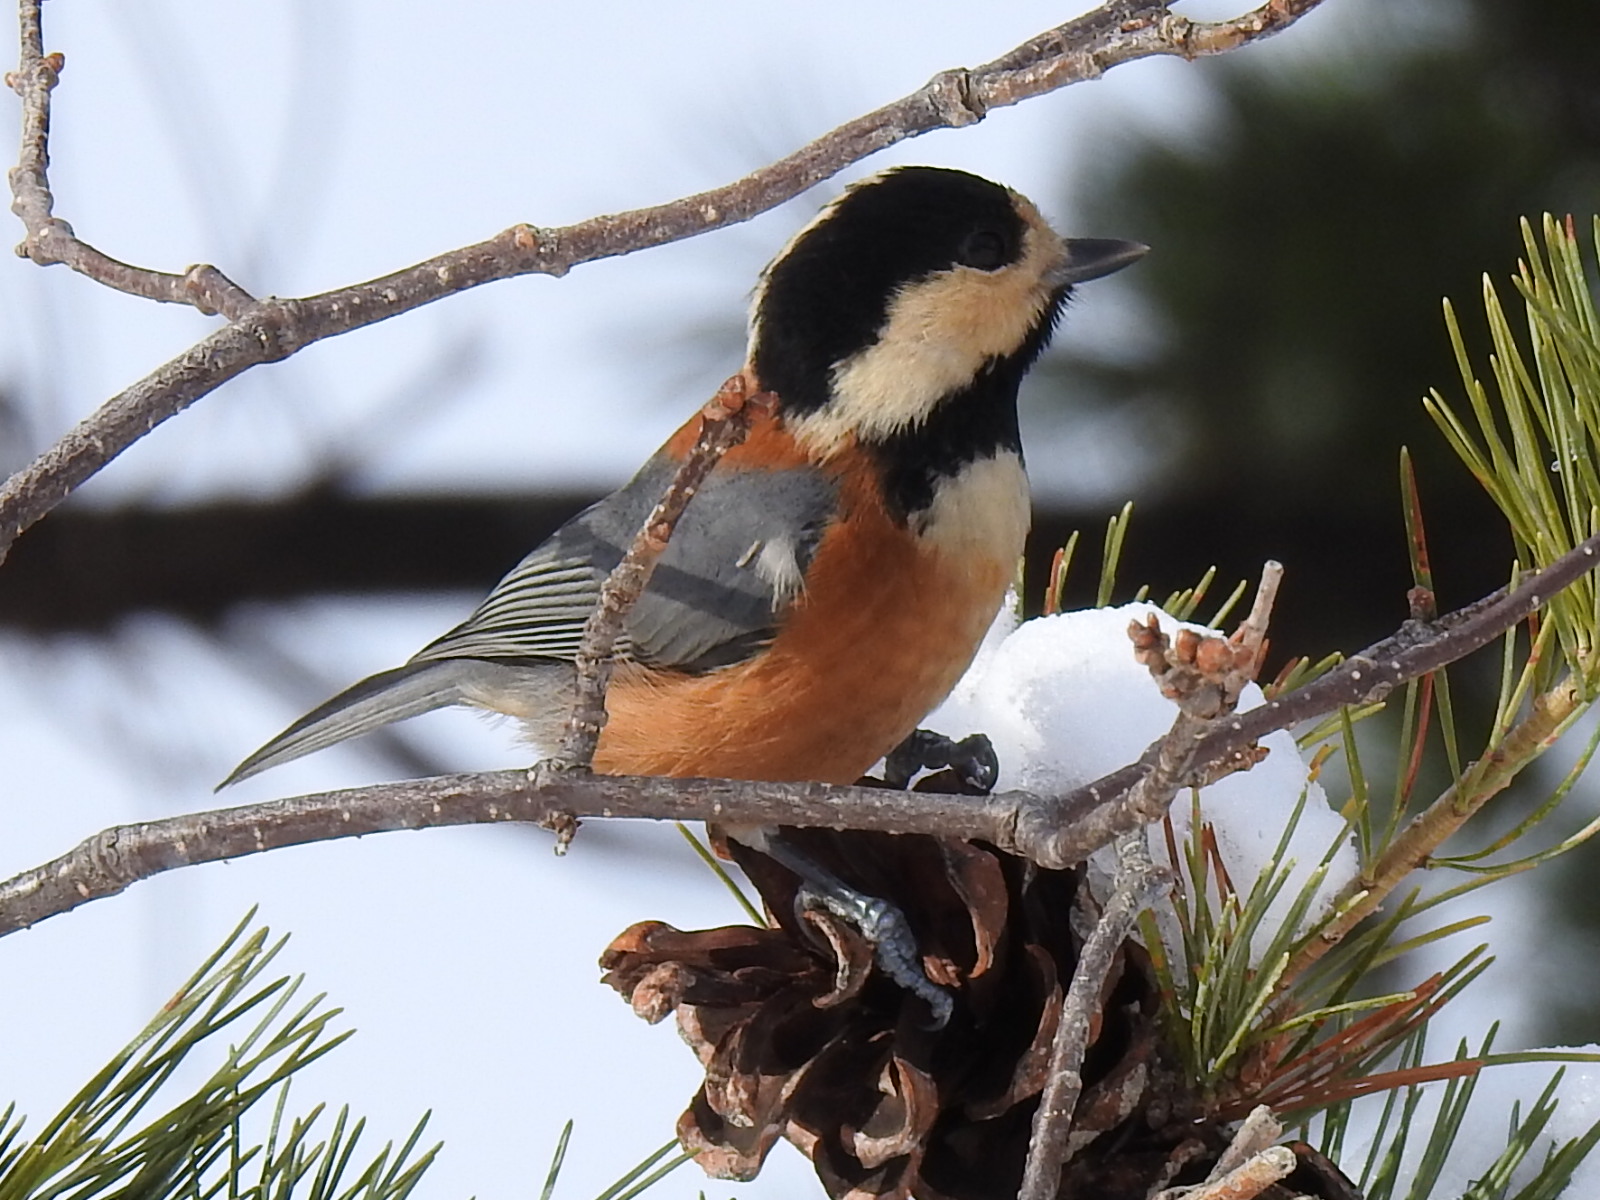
[550,376,769,772]
[0,0,1332,565]
[1,525,1594,938]
[1018,831,1165,1200]
[4,16,255,316]
[0,770,1031,936]
[1018,568,1283,1196]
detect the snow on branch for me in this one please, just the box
[2,531,1593,938]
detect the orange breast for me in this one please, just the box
[593,439,1018,785]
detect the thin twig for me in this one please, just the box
[4,14,255,317]
[0,0,1332,565]
[1234,560,1283,668]
[0,527,1594,937]
[1020,532,1600,867]
[1204,1107,1284,1182]
[549,375,769,773]
[1018,830,1166,1200]
[1152,1147,1298,1200]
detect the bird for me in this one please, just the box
[224,165,1144,795]
[224,167,1142,1016]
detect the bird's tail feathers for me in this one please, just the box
[219,660,502,789]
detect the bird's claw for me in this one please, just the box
[882,728,999,794]
[796,882,953,1028]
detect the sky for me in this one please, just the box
[5,3,1582,1200]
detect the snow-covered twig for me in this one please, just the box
[1021,533,1600,868]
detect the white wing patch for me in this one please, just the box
[753,535,807,602]
[737,536,807,603]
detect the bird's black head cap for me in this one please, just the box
[750,166,1036,422]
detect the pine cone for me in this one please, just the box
[602,813,1366,1200]
[606,827,1191,1198]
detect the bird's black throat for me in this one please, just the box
[865,306,1060,525]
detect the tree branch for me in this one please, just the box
[1,529,1591,938]
[1019,532,1600,868]
[1018,830,1166,1200]
[0,770,1031,937]
[0,0,1331,564]
[550,376,769,772]
[1018,568,1280,1198]
[4,11,254,316]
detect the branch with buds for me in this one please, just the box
[1019,569,1282,1200]
[0,0,1330,564]
[3,528,1593,936]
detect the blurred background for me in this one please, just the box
[4,0,1600,1196]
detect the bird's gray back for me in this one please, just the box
[410,453,839,674]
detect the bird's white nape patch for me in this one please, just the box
[740,535,807,602]
[911,453,1031,562]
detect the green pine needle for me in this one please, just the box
[540,1121,574,1200]
[1097,501,1134,607]
[0,915,438,1200]
[676,823,765,925]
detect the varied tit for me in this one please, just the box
[226,165,1143,788]
[223,166,1144,1016]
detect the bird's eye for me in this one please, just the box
[957,229,1010,271]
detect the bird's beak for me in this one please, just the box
[1050,238,1149,286]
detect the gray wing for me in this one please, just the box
[220,455,839,788]
[409,453,839,673]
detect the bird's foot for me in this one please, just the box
[750,829,953,1027]
[795,881,953,1029]
[881,728,999,793]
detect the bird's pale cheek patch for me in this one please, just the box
[794,220,1065,456]
[911,452,1031,566]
